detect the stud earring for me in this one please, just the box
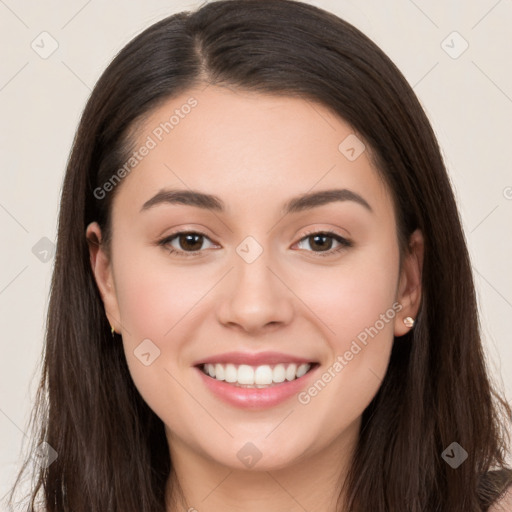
[110,325,116,337]
[403,316,415,328]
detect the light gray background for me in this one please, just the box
[1,0,511,502]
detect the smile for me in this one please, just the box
[200,362,314,387]
[193,352,320,409]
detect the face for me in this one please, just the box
[87,84,423,473]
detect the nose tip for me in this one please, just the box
[216,259,294,335]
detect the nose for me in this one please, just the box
[216,249,295,335]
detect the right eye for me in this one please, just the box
[158,231,218,257]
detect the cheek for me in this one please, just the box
[293,240,400,415]
[111,258,216,432]
[112,241,213,342]
[292,237,400,347]
[109,243,211,401]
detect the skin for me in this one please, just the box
[87,84,424,512]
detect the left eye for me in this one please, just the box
[159,232,216,256]
[294,231,352,255]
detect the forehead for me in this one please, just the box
[111,85,394,225]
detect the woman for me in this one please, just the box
[7,0,512,510]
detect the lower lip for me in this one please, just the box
[195,365,318,409]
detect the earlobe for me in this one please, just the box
[85,221,122,333]
[394,228,424,337]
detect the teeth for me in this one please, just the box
[273,364,286,383]
[215,364,225,381]
[202,362,312,386]
[296,363,309,378]
[254,365,273,385]
[224,363,237,383]
[285,364,297,381]
[238,364,254,384]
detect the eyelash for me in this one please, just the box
[157,229,352,258]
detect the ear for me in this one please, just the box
[85,221,122,333]
[394,228,424,337]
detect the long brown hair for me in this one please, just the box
[7,0,511,510]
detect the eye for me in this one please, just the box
[294,230,352,257]
[158,231,217,257]
[157,229,352,258]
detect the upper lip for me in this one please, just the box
[193,351,317,367]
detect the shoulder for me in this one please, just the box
[489,486,512,512]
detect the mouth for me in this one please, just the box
[197,362,319,388]
[192,351,320,408]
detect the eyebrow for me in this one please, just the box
[140,188,373,215]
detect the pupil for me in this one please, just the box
[180,234,202,251]
[311,234,331,251]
